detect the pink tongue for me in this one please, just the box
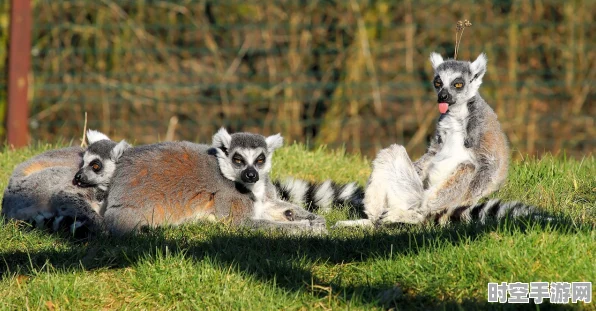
[438,103,449,114]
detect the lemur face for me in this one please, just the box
[212,128,283,187]
[429,52,487,109]
[73,130,130,191]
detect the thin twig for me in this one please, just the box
[454,31,459,59]
[165,116,179,141]
[81,112,88,147]
[455,27,465,60]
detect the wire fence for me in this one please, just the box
[1,0,594,158]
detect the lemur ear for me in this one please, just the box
[212,127,232,154]
[265,133,284,153]
[110,140,131,161]
[470,53,487,82]
[87,129,110,144]
[430,52,444,70]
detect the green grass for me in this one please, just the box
[0,144,594,310]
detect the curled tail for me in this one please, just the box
[431,199,543,226]
[48,191,106,238]
[274,178,365,216]
[11,192,106,239]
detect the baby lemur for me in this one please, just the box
[334,52,537,228]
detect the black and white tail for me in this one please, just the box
[21,192,106,238]
[431,199,543,226]
[274,178,365,216]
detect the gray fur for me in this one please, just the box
[212,128,275,189]
[86,140,119,160]
[229,133,268,150]
[104,130,326,236]
[211,128,284,207]
[1,146,105,236]
[416,52,509,212]
[334,52,515,228]
[415,52,509,215]
[75,134,132,192]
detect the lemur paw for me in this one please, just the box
[308,220,328,235]
[32,212,54,229]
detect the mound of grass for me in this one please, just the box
[0,144,594,310]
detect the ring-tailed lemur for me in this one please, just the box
[100,128,326,235]
[1,130,127,236]
[273,178,365,216]
[333,52,539,228]
[73,130,131,203]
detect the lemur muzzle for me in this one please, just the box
[241,167,259,183]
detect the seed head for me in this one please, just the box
[456,20,464,31]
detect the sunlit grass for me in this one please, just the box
[0,144,594,310]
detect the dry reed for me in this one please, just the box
[0,0,594,158]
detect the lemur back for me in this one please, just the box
[104,142,248,233]
[104,137,326,235]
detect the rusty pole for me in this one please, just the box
[6,0,32,147]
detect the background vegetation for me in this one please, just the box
[0,0,594,158]
[0,144,594,310]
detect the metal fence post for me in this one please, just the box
[6,0,32,147]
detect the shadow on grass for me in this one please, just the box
[0,215,590,310]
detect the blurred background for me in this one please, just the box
[1,0,594,158]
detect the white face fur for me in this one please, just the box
[73,130,130,190]
[212,128,283,188]
[430,52,487,107]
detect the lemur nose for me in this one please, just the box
[241,168,259,183]
[73,173,82,186]
[438,92,449,102]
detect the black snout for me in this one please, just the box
[438,89,451,103]
[73,170,91,187]
[241,167,259,183]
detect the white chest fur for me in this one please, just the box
[248,181,268,219]
[427,105,474,186]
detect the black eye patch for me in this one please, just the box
[90,160,103,172]
[232,154,245,166]
[255,154,266,165]
[433,76,443,88]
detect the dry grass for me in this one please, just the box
[1,0,594,158]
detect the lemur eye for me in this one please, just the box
[454,83,463,88]
[434,82,442,87]
[232,155,245,165]
[90,161,102,172]
[256,155,265,164]
[284,210,295,221]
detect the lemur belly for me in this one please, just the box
[427,116,473,187]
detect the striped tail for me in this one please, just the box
[273,178,365,216]
[431,199,542,226]
[20,192,105,238]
